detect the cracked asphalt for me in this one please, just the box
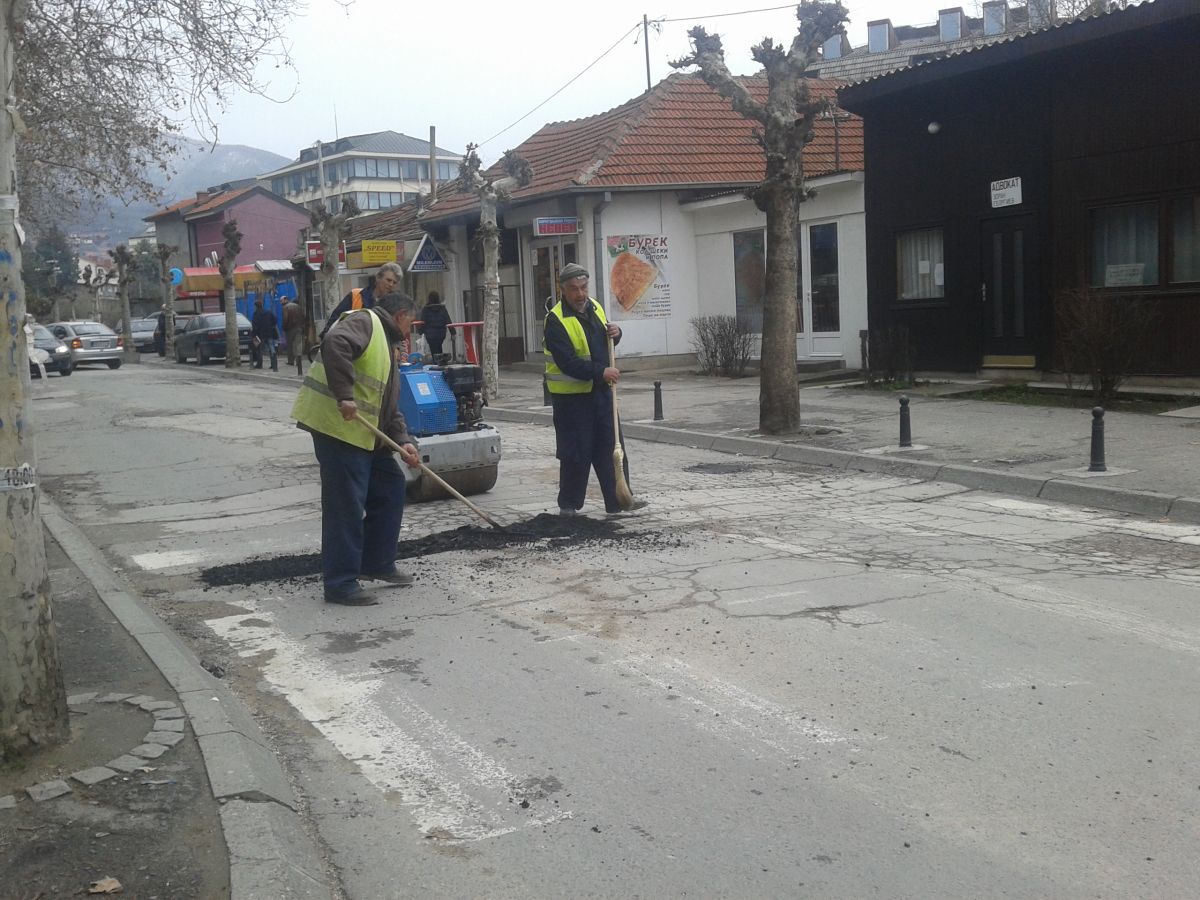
[26,360,1200,898]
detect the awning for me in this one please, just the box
[255,260,296,274]
[178,265,266,293]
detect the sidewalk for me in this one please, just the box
[1,497,330,899]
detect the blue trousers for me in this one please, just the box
[311,431,406,598]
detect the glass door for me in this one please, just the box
[528,238,577,354]
[802,221,842,358]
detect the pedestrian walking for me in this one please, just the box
[251,297,280,371]
[291,292,421,606]
[543,262,645,516]
[282,295,307,365]
[154,305,167,357]
[417,291,453,361]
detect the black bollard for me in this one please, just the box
[653,380,664,421]
[899,395,912,448]
[543,374,551,407]
[1088,406,1106,472]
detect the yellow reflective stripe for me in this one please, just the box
[545,372,590,383]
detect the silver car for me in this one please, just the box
[48,320,124,369]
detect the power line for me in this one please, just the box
[478,21,642,149]
[659,3,799,24]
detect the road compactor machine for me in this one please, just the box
[396,360,502,502]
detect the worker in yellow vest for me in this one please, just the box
[293,291,420,606]
[544,262,646,516]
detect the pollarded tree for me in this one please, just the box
[109,244,137,363]
[673,0,848,434]
[459,145,532,402]
[156,243,179,358]
[218,220,243,368]
[310,197,359,331]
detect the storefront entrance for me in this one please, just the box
[528,237,578,359]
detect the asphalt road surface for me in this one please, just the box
[29,360,1200,898]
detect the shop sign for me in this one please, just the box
[533,216,581,237]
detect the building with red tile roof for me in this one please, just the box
[416,73,866,370]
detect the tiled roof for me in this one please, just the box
[183,185,257,218]
[145,196,201,221]
[422,74,862,223]
[841,0,1189,103]
[808,8,1034,84]
[349,197,430,242]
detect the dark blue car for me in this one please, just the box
[174,313,252,364]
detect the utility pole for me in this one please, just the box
[644,14,652,92]
[0,0,70,759]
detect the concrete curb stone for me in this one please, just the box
[1038,480,1175,518]
[40,496,331,899]
[1166,497,1200,525]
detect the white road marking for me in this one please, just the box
[205,610,572,842]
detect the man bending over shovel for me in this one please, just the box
[292,291,421,605]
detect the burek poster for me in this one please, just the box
[607,234,670,319]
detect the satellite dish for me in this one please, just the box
[169,267,184,286]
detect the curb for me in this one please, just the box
[485,405,1200,524]
[40,496,333,900]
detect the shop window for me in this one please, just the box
[896,228,944,300]
[1171,194,1200,284]
[1090,202,1158,287]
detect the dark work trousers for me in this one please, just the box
[426,336,444,357]
[311,431,406,599]
[553,391,631,514]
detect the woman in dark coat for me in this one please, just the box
[417,291,453,359]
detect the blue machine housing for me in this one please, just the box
[397,364,459,436]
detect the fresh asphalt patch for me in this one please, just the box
[198,513,679,588]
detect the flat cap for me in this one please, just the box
[557,262,589,283]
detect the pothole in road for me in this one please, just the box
[684,462,762,475]
[198,513,679,588]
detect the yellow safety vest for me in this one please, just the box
[544,299,608,395]
[291,308,391,450]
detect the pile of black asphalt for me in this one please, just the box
[200,513,677,589]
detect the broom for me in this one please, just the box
[607,335,635,511]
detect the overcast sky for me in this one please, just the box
[206,0,962,164]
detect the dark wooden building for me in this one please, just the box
[839,0,1200,376]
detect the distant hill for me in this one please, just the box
[68,135,291,249]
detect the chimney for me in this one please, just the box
[1028,0,1056,29]
[867,19,897,53]
[822,32,851,60]
[938,7,966,42]
[982,0,1010,35]
[195,191,210,203]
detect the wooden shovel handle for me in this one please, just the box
[354,413,505,530]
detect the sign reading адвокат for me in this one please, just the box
[990,176,1022,208]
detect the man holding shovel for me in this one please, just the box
[544,263,644,516]
[292,292,421,606]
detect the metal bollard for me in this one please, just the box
[1088,406,1106,472]
[899,395,912,448]
[543,374,551,407]
[653,380,664,421]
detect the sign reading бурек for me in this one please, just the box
[990,176,1022,208]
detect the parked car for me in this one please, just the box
[129,317,159,352]
[174,313,252,364]
[29,324,73,376]
[48,320,123,369]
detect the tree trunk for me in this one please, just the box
[159,250,176,359]
[223,276,239,367]
[760,189,800,433]
[0,0,69,762]
[480,197,500,404]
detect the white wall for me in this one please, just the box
[686,174,866,369]
[590,192,700,359]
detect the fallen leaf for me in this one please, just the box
[88,876,123,893]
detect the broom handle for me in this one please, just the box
[607,335,620,440]
[354,412,504,530]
